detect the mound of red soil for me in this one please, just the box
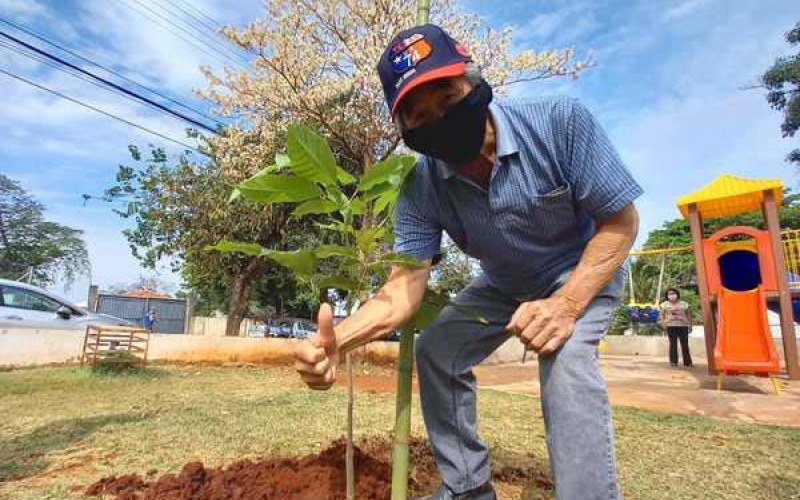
[86,474,148,497]
[85,437,551,500]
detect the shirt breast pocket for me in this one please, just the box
[501,184,578,241]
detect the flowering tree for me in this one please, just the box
[201,0,590,178]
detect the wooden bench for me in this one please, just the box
[80,325,151,367]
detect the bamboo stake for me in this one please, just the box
[390,324,415,500]
[390,4,429,499]
[346,351,355,500]
[417,0,430,24]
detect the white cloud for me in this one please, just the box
[514,2,598,47]
[75,0,256,92]
[0,0,263,294]
[0,0,45,19]
[607,3,800,245]
[661,0,712,23]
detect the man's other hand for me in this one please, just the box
[505,297,578,355]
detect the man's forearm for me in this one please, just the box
[553,204,639,317]
[334,264,430,354]
[334,291,413,353]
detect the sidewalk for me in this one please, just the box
[475,355,800,426]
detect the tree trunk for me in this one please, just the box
[224,260,261,336]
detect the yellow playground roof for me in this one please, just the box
[676,174,784,219]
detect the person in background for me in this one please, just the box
[660,288,692,367]
[142,309,158,332]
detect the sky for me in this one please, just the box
[1,0,799,303]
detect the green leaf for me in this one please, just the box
[286,123,338,185]
[356,226,385,255]
[411,302,439,331]
[327,188,348,209]
[228,188,242,203]
[316,221,355,235]
[237,174,322,204]
[318,276,357,290]
[358,155,415,192]
[369,252,426,269]
[315,245,357,259]
[336,167,356,185]
[350,198,366,215]
[275,153,291,169]
[373,190,398,215]
[257,163,281,175]
[360,186,388,202]
[291,199,340,217]
[262,249,316,276]
[206,240,264,256]
[410,290,447,331]
[410,289,489,331]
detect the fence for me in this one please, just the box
[190,316,254,337]
[95,294,188,334]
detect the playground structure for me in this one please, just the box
[676,174,800,385]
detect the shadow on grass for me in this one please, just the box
[0,412,150,483]
[757,472,800,500]
[87,365,170,380]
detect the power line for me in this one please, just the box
[142,0,251,65]
[0,28,218,133]
[167,0,222,36]
[154,0,254,60]
[0,67,205,153]
[0,39,212,126]
[0,16,225,128]
[170,0,224,31]
[0,39,115,93]
[115,0,249,71]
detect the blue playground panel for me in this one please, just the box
[717,249,800,321]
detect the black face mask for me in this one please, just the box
[401,80,493,164]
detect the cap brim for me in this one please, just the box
[390,61,466,118]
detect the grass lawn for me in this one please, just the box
[1,365,799,500]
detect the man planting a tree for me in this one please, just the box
[295,24,641,500]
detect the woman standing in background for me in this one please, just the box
[660,288,693,367]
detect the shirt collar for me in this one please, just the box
[435,101,520,180]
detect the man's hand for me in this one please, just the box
[294,303,339,390]
[505,297,578,355]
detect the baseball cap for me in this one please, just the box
[377,24,472,118]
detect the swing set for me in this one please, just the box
[626,246,691,326]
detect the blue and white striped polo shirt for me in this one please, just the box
[394,95,643,299]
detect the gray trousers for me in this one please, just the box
[415,272,624,500]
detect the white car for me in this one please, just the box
[0,279,133,330]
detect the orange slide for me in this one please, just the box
[714,287,780,388]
